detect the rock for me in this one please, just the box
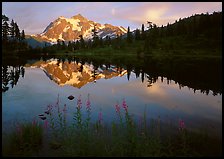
[39,116,46,120]
[68,95,74,100]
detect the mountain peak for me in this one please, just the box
[36,14,127,43]
[71,14,87,21]
[58,16,65,19]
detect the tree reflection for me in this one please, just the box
[2,65,25,92]
[1,55,222,96]
[141,71,144,83]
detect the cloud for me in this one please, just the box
[111,2,222,28]
[3,2,222,34]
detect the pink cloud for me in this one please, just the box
[112,2,222,28]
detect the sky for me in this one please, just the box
[2,2,222,35]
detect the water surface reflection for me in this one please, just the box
[2,56,222,139]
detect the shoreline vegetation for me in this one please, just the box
[2,94,222,157]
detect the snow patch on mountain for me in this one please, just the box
[58,33,64,40]
[119,26,127,33]
[99,24,105,29]
[65,18,81,31]
[49,38,57,42]
[63,25,70,32]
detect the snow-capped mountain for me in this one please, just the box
[32,14,127,43]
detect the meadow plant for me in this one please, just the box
[6,118,44,155]
[3,94,221,157]
[178,118,189,155]
[115,102,123,128]
[5,94,219,157]
[73,94,83,132]
[85,93,91,131]
[46,94,68,141]
[95,110,103,135]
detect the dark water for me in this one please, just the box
[2,54,222,138]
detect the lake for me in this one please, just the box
[2,54,222,139]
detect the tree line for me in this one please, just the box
[2,11,222,56]
[2,14,28,53]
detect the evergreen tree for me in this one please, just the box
[21,30,25,40]
[150,23,158,48]
[92,24,99,47]
[68,41,73,51]
[79,35,85,49]
[144,21,153,54]
[141,24,145,40]
[87,39,92,49]
[135,29,141,40]
[114,34,121,49]
[61,40,66,50]
[57,39,61,49]
[2,15,10,43]
[10,19,15,39]
[75,40,80,50]
[127,26,133,43]
[14,22,20,41]
[2,14,30,53]
[105,35,111,46]
[147,21,153,30]
[2,21,9,42]
[99,37,103,47]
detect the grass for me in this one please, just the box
[2,94,222,157]
[2,119,44,156]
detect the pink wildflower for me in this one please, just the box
[86,94,91,111]
[115,102,120,114]
[98,111,103,124]
[77,95,82,109]
[122,99,128,113]
[179,119,185,131]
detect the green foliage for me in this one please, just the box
[135,29,141,40]
[127,26,133,43]
[3,120,44,156]
[2,14,29,54]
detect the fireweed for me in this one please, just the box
[178,118,189,155]
[4,94,221,157]
[73,94,83,132]
[85,93,91,131]
[46,94,68,141]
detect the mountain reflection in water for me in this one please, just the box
[25,59,127,88]
[2,55,222,96]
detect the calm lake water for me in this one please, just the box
[2,55,222,138]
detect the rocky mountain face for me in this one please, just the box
[26,59,127,88]
[32,14,127,43]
